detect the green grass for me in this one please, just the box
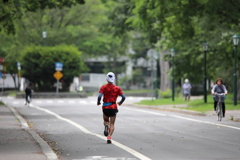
[137,97,187,105]
[124,89,152,93]
[137,94,240,113]
[185,94,240,112]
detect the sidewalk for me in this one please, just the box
[0,105,58,160]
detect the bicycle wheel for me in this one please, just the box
[218,102,223,121]
[27,96,30,106]
[219,103,223,121]
[217,102,220,121]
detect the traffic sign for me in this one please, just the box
[55,62,63,71]
[17,62,21,70]
[54,71,63,80]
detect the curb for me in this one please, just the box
[130,104,206,116]
[129,104,240,123]
[6,105,59,160]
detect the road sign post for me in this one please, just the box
[54,62,63,93]
[0,58,4,101]
[17,62,21,89]
[54,70,63,93]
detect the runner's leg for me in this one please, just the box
[109,115,116,137]
[103,114,109,126]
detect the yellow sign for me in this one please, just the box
[54,71,63,80]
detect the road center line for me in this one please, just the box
[30,104,151,160]
[123,108,240,131]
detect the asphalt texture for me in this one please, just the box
[0,97,240,160]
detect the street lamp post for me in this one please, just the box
[42,30,47,47]
[232,34,239,105]
[171,48,175,102]
[202,42,208,103]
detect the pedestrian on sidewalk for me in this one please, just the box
[97,72,126,144]
[182,79,192,101]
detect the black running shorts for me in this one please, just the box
[103,109,118,117]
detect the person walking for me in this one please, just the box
[182,79,192,101]
[97,72,126,144]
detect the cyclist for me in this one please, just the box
[97,72,126,144]
[25,85,32,105]
[211,78,227,117]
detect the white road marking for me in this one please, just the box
[46,100,53,103]
[30,104,151,160]
[57,100,64,103]
[7,105,58,160]
[36,101,43,104]
[123,108,240,131]
[79,100,87,104]
[68,100,75,103]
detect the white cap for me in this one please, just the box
[185,79,189,83]
[106,72,115,83]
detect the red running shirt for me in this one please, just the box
[99,83,123,109]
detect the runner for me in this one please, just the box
[97,72,126,144]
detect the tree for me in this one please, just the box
[125,0,240,93]
[0,0,85,34]
[20,45,87,91]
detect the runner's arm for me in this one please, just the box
[97,93,103,105]
[118,94,126,105]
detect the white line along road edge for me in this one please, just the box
[124,107,240,131]
[30,104,151,160]
[7,105,59,160]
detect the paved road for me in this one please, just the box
[3,96,240,160]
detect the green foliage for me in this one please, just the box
[20,45,87,91]
[0,0,85,34]
[122,0,240,91]
[138,97,186,105]
[138,94,240,112]
[159,89,171,98]
[185,94,240,112]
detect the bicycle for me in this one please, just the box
[214,93,225,121]
[26,95,31,106]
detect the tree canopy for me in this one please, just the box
[20,45,87,91]
[1,0,240,93]
[0,0,85,34]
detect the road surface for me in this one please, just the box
[3,96,240,160]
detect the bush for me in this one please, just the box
[20,45,88,91]
[159,89,172,98]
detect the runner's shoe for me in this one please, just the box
[107,136,111,144]
[104,125,109,136]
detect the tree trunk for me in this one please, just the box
[159,51,170,91]
[10,73,17,89]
